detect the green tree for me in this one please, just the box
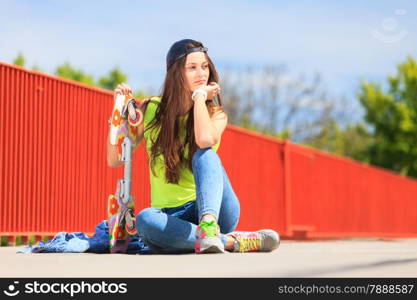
[10,53,149,100]
[55,62,96,86]
[32,65,42,71]
[303,119,373,162]
[13,53,25,66]
[54,63,147,98]
[358,56,417,177]
[98,66,127,90]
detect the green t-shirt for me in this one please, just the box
[143,96,220,208]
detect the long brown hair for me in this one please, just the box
[145,40,225,184]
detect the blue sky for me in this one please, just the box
[1,0,416,117]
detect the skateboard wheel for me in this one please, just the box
[128,108,143,127]
[125,220,137,235]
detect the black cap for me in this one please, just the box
[166,39,208,71]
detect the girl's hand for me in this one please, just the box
[114,83,133,106]
[110,83,133,128]
[200,82,221,100]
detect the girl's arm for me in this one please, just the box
[193,95,227,148]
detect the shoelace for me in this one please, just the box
[199,221,218,237]
[236,235,262,253]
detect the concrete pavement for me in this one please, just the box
[1,238,416,277]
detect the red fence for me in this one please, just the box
[1,61,416,241]
[288,143,417,238]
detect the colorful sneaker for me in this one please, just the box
[195,220,225,254]
[227,229,280,253]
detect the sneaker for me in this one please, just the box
[195,220,225,254]
[227,229,280,253]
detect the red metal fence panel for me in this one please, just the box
[288,142,417,237]
[218,125,287,233]
[1,62,118,235]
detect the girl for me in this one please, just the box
[107,39,279,254]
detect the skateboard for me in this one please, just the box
[108,95,144,253]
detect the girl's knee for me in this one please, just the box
[192,148,219,168]
[136,207,160,233]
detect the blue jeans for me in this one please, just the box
[136,148,240,253]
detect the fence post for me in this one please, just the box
[283,140,293,237]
